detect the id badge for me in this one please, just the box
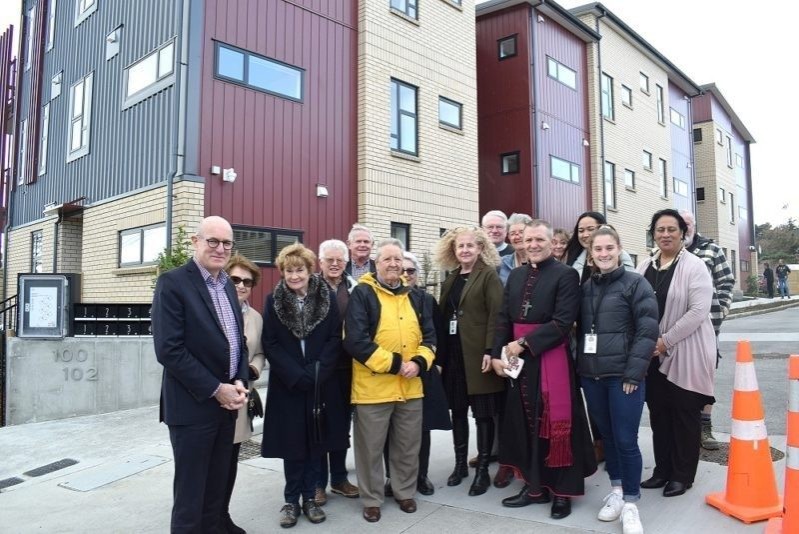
[584,334,598,354]
[449,319,458,335]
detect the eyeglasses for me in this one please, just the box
[322,258,345,264]
[403,268,417,275]
[230,276,254,288]
[202,237,235,250]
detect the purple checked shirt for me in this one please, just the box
[194,258,241,381]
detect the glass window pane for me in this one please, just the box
[399,84,415,113]
[158,43,174,78]
[249,55,302,99]
[439,99,461,128]
[120,232,142,264]
[72,81,84,117]
[234,229,272,263]
[570,164,580,183]
[391,82,398,138]
[127,53,158,97]
[143,226,167,263]
[400,114,416,153]
[70,119,83,150]
[217,46,245,80]
[551,156,569,180]
[547,58,557,78]
[560,67,576,89]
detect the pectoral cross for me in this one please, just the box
[521,300,533,316]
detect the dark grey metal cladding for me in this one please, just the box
[12,0,183,226]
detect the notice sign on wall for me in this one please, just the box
[18,274,71,338]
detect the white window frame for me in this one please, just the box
[25,6,36,71]
[67,72,93,162]
[669,108,685,128]
[639,72,650,93]
[621,84,632,108]
[123,40,176,108]
[604,161,616,208]
[47,0,57,51]
[74,0,97,27]
[726,135,733,168]
[673,178,689,197]
[720,187,726,203]
[18,119,28,185]
[601,73,614,120]
[31,230,44,273]
[642,150,652,171]
[51,71,62,100]
[656,84,664,123]
[624,168,635,189]
[39,103,50,176]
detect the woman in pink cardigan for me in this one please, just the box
[636,209,716,498]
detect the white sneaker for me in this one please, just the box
[621,502,644,534]
[597,491,624,521]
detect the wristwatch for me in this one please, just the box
[516,337,527,348]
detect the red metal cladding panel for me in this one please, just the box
[692,92,712,123]
[199,0,357,300]
[477,5,534,217]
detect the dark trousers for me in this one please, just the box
[645,362,705,484]
[766,280,774,298]
[222,442,242,514]
[168,416,235,533]
[319,449,349,488]
[284,458,321,505]
[582,377,645,500]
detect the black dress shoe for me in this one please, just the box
[221,513,246,534]
[640,476,668,489]
[663,480,692,497]
[550,496,571,519]
[417,475,435,496]
[501,486,551,507]
[384,478,393,497]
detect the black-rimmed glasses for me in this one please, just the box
[202,238,235,250]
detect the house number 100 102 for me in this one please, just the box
[54,350,99,381]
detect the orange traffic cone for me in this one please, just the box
[706,340,783,523]
[766,354,799,534]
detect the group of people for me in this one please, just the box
[152,206,736,534]
[762,259,792,299]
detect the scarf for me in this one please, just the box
[272,274,330,339]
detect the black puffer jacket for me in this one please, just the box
[577,267,658,384]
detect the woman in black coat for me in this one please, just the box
[261,244,346,529]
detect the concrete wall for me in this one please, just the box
[5,338,161,425]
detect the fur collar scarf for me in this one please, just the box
[273,273,330,339]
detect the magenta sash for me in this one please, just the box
[513,322,573,467]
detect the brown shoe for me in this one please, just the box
[314,487,327,506]
[362,506,381,522]
[396,498,417,513]
[330,480,360,498]
[493,465,514,488]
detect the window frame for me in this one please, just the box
[601,72,614,120]
[501,151,520,175]
[214,41,305,103]
[74,0,97,27]
[39,103,51,176]
[390,0,418,20]
[658,158,668,198]
[123,39,176,109]
[726,135,733,168]
[621,84,632,108]
[673,178,689,197]
[639,72,650,94]
[498,35,517,60]
[693,128,702,143]
[25,6,36,71]
[604,161,616,209]
[232,225,303,267]
[390,222,411,251]
[47,0,57,51]
[546,56,577,90]
[118,223,167,267]
[729,193,735,222]
[67,71,93,162]
[720,186,726,204]
[550,154,580,184]
[390,78,419,156]
[669,107,685,129]
[17,119,27,185]
[438,96,463,130]
[31,230,44,273]
[716,128,724,145]
[655,84,664,123]
[624,168,635,189]
[642,150,652,171]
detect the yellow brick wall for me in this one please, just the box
[357,0,479,260]
[5,221,55,297]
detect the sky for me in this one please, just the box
[0,1,796,226]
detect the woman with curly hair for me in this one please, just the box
[435,227,504,496]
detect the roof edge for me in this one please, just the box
[699,83,756,143]
[477,0,601,43]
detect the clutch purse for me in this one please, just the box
[247,388,264,419]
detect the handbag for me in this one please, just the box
[312,361,327,444]
[247,388,264,420]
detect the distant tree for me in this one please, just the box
[757,218,799,262]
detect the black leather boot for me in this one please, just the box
[469,417,494,496]
[447,412,469,486]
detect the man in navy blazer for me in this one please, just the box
[152,216,249,533]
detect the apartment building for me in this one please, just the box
[476,0,600,229]
[570,3,702,264]
[692,83,756,289]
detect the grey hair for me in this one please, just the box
[528,219,553,239]
[375,238,405,260]
[508,212,533,226]
[318,239,349,261]
[403,251,421,272]
[347,223,374,243]
[481,209,508,227]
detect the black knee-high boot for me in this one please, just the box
[469,417,494,496]
[447,411,469,486]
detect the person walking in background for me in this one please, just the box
[344,239,436,523]
[344,224,376,280]
[260,244,346,528]
[577,226,658,534]
[222,254,267,534]
[482,210,514,257]
[152,216,249,533]
[436,227,505,497]
[637,209,716,498]
[776,259,792,299]
[551,228,570,263]
[314,240,360,505]
[763,263,774,298]
[492,220,596,520]
[498,213,533,285]
[679,210,734,451]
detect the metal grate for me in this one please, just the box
[0,477,25,490]
[700,443,784,466]
[23,458,79,477]
[238,439,261,461]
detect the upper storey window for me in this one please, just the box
[215,42,304,102]
[74,0,97,27]
[124,40,175,108]
[498,35,517,60]
[390,0,418,19]
[547,57,576,90]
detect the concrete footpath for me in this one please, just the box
[0,403,785,534]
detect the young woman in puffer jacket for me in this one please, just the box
[577,225,659,534]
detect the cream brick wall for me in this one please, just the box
[5,221,55,297]
[357,0,479,262]
[580,14,676,263]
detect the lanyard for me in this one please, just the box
[589,278,610,334]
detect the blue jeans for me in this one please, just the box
[778,278,790,298]
[581,376,645,501]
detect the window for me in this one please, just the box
[601,73,614,120]
[39,103,50,176]
[693,128,702,143]
[390,0,417,19]
[501,152,520,174]
[673,178,689,196]
[655,84,664,123]
[629,254,638,267]
[621,85,632,107]
[642,150,652,171]
[74,0,97,26]
[17,119,27,185]
[391,222,410,250]
[735,153,744,168]
[550,155,579,183]
[624,168,635,189]
[604,161,616,208]
[119,224,166,266]
[498,35,517,60]
[106,26,121,60]
[31,231,44,273]
[741,259,749,273]
[658,159,668,198]
[639,72,649,93]
[730,249,737,277]
[47,0,56,51]
[720,187,726,203]
[729,193,735,222]
[716,128,723,145]
[669,108,685,128]
[646,230,654,249]
[739,205,748,220]
[232,226,302,266]
[726,136,733,167]
[51,71,62,99]
[68,72,93,161]
[390,79,418,155]
[696,187,705,201]
[438,96,462,130]
[124,40,175,106]
[214,42,304,102]
[25,6,36,71]
[546,57,577,90]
